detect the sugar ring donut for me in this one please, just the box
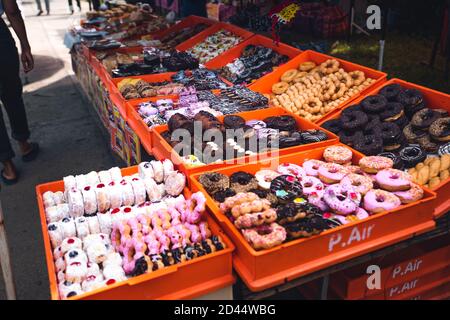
[375,169,412,191]
[234,209,278,229]
[318,163,347,184]
[340,174,373,195]
[255,170,280,190]
[300,176,325,198]
[272,81,289,94]
[293,71,308,82]
[323,184,361,216]
[320,59,340,74]
[277,163,305,179]
[349,71,365,86]
[299,61,316,72]
[323,146,353,164]
[281,69,299,83]
[241,223,287,250]
[332,83,347,100]
[359,156,394,174]
[363,189,401,213]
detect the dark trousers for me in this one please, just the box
[68,0,81,8]
[0,19,30,162]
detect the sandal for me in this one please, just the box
[1,169,19,185]
[22,142,40,162]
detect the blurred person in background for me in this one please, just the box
[68,0,81,14]
[35,0,49,15]
[0,0,40,185]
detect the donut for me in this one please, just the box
[299,61,316,72]
[349,70,365,86]
[150,160,164,183]
[321,119,342,135]
[377,152,405,170]
[318,163,347,184]
[379,83,403,101]
[281,69,299,83]
[303,159,325,177]
[380,102,404,122]
[393,115,409,129]
[340,173,373,195]
[338,130,363,147]
[67,187,84,218]
[416,135,439,153]
[234,209,278,229]
[393,183,424,204]
[323,184,361,216]
[438,142,450,156]
[363,189,401,213]
[323,145,353,164]
[399,145,427,168]
[300,176,325,198]
[411,108,441,129]
[396,89,425,118]
[340,111,368,131]
[164,171,186,197]
[277,163,305,178]
[300,130,328,144]
[130,177,147,205]
[361,95,387,114]
[198,172,230,195]
[223,115,245,129]
[230,171,258,193]
[320,59,340,74]
[269,175,304,202]
[379,122,404,150]
[272,81,289,94]
[375,168,412,191]
[283,215,331,238]
[358,156,394,174]
[255,170,280,190]
[342,105,363,116]
[354,135,384,156]
[276,203,307,225]
[265,115,297,131]
[429,117,450,142]
[241,223,287,250]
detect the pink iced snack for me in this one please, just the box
[185,223,202,243]
[359,156,393,174]
[302,159,324,177]
[307,196,329,212]
[300,176,324,198]
[318,163,346,184]
[165,227,183,249]
[174,224,192,247]
[375,169,412,192]
[340,173,373,195]
[323,184,361,216]
[277,163,305,178]
[198,221,212,239]
[393,183,424,204]
[323,146,353,164]
[363,189,401,213]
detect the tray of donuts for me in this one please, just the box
[150,107,339,178]
[36,159,234,300]
[248,50,387,123]
[189,144,436,291]
[205,34,302,86]
[319,79,450,219]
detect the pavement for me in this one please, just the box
[0,0,120,299]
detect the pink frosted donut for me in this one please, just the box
[323,146,353,164]
[183,192,206,224]
[318,163,347,184]
[300,176,324,198]
[168,207,182,225]
[393,183,424,204]
[363,189,401,213]
[184,223,202,243]
[144,233,160,255]
[331,208,369,225]
[165,227,183,249]
[355,207,369,219]
[157,209,172,230]
[255,170,280,190]
[158,233,171,253]
[136,214,152,235]
[359,156,393,174]
[307,196,329,212]
[174,224,192,247]
[127,218,142,234]
[198,221,212,239]
[277,163,305,178]
[340,174,373,195]
[302,160,324,177]
[241,223,287,250]
[375,169,412,192]
[323,184,361,216]
[345,165,366,175]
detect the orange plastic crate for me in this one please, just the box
[155,15,218,40]
[36,165,234,300]
[205,34,302,79]
[150,107,339,179]
[249,50,387,123]
[319,79,450,219]
[190,145,436,292]
[330,234,450,300]
[176,21,254,57]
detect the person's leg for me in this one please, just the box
[35,0,43,15]
[92,0,100,11]
[0,108,16,180]
[45,0,50,14]
[68,0,74,14]
[76,0,81,11]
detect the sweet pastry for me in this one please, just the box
[363,189,401,213]
[270,175,303,203]
[323,184,361,216]
[375,169,412,191]
[359,156,394,174]
[198,172,229,195]
[230,171,258,193]
[323,146,353,164]
[241,223,287,250]
[318,163,347,184]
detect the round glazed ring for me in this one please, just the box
[255,170,280,190]
[323,184,361,216]
[281,69,299,83]
[340,173,373,195]
[363,189,401,213]
[241,223,287,250]
[277,163,305,178]
[272,81,289,94]
[299,61,316,72]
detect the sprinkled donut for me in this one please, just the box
[234,209,278,229]
[359,156,394,174]
[393,183,424,204]
[363,189,401,213]
[300,176,325,198]
[241,223,287,250]
[323,145,353,164]
[303,159,325,177]
[255,170,280,190]
[277,163,305,178]
[318,163,347,184]
[375,169,412,191]
[340,173,373,195]
[323,184,361,216]
[270,175,304,203]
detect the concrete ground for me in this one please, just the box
[0,0,121,299]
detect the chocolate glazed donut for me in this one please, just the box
[168,113,194,134]
[379,83,404,101]
[361,95,388,114]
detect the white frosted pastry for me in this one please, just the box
[130,176,147,205]
[75,216,90,239]
[143,178,161,202]
[59,281,82,299]
[95,183,111,213]
[83,234,106,249]
[138,162,154,180]
[109,207,124,224]
[48,222,63,248]
[55,257,66,273]
[97,211,112,234]
[86,262,101,276]
[98,170,112,185]
[63,175,77,192]
[43,191,56,208]
[81,185,98,215]
[86,215,101,234]
[67,187,84,218]
[109,167,122,182]
[60,217,77,239]
[120,179,135,206]
[157,183,166,198]
[163,194,185,208]
[82,274,104,292]
[151,160,164,183]
[107,181,123,209]
[60,237,82,254]
[164,171,186,196]
[56,203,70,220]
[102,264,126,281]
[85,241,108,264]
[65,261,88,283]
[53,191,66,205]
[162,159,175,178]
[102,252,122,268]
[53,246,64,261]
[46,206,62,223]
[57,271,66,283]
[121,206,136,222]
[75,175,87,190]
[64,248,88,264]
[85,171,100,187]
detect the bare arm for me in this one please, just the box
[3,0,34,72]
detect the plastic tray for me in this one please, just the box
[155,15,218,40]
[248,50,387,123]
[176,21,254,57]
[36,166,234,300]
[150,107,339,178]
[205,34,302,81]
[330,234,450,299]
[318,79,450,219]
[190,145,436,292]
